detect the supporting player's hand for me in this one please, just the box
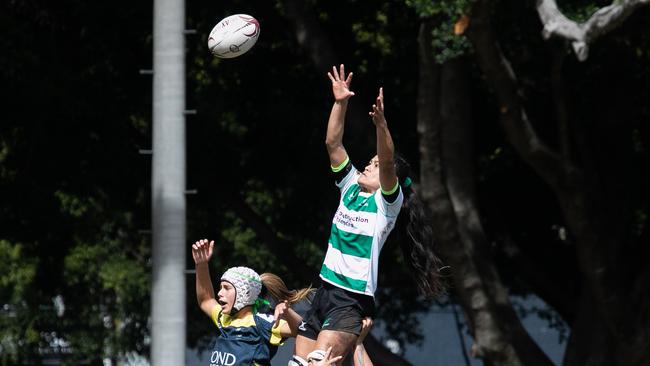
[369,87,386,127]
[310,347,342,366]
[328,64,355,102]
[191,239,214,264]
[357,317,373,345]
[273,300,289,328]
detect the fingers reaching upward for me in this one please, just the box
[357,317,374,344]
[191,239,214,264]
[369,87,386,126]
[273,300,288,328]
[327,64,355,102]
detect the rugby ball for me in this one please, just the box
[208,14,260,59]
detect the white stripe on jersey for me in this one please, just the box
[323,244,370,281]
[332,206,376,236]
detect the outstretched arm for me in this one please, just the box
[192,239,219,317]
[325,64,355,168]
[353,317,374,366]
[274,301,303,338]
[369,87,398,192]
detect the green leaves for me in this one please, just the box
[61,218,151,363]
[0,240,39,365]
[406,0,473,63]
[430,17,472,63]
[406,0,472,18]
[54,191,94,219]
[352,11,393,56]
[0,240,37,302]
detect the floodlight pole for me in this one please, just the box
[150,0,186,364]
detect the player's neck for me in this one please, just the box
[234,306,253,319]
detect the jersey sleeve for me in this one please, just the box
[332,157,358,193]
[376,184,404,217]
[255,313,286,346]
[270,319,288,346]
[380,180,401,204]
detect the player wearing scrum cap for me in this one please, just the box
[193,239,315,366]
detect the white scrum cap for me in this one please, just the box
[220,266,262,311]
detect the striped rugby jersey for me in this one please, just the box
[319,164,403,296]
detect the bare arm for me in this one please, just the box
[274,301,303,338]
[325,64,355,168]
[369,88,398,192]
[192,239,219,317]
[353,317,374,366]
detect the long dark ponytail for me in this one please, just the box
[394,154,445,298]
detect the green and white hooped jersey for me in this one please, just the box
[319,164,403,297]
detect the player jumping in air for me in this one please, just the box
[290,65,445,366]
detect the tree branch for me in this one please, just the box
[417,19,553,365]
[550,43,571,169]
[537,0,650,61]
[466,0,569,192]
[467,0,627,335]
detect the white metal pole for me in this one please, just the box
[151,0,186,364]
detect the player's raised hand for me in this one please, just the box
[369,87,386,126]
[191,239,214,264]
[327,64,355,102]
[357,317,374,345]
[273,300,289,328]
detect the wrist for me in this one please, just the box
[374,118,388,128]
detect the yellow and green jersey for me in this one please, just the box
[208,304,286,366]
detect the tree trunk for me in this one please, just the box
[465,0,650,364]
[150,0,186,364]
[416,19,554,366]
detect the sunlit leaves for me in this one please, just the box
[406,0,472,63]
[54,191,95,219]
[352,11,392,56]
[62,216,151,362]
[405,0,472,18]
[0,240,39,365]
[0,240,37,305]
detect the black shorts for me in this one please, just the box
[298,282,376,339]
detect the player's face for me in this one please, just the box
[357,155,380,192]
[218,281,237,314]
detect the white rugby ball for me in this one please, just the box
[207,14,260,59]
